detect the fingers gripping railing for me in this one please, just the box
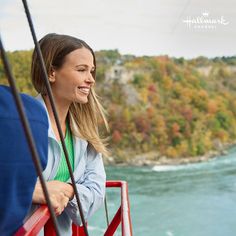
[16,181,133,236]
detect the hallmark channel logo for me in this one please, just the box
[182,11,229,30]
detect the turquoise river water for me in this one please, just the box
[89,147,236,236]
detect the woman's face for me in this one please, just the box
[50,47,95,106]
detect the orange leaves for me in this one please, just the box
[181,87,193,103]
[148,84,156,92]
[162,76,173,90]
[134,115,151,134]
[146,107,155,119]
[199,89,208,98]
[181,107,193,122]
[215,130,229,142]
[207,100,218,114]
[165,146,178,158]
[112,130,122,143]
[172,122,180,137]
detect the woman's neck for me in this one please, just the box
[43,95,70,141]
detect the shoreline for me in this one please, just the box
[105,142,236,167]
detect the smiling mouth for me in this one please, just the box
[78,87,90,95]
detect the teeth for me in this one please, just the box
[78,87,89,94]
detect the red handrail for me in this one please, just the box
[105,181,133,236]
[15,180,132,236]
[15,206,50,236]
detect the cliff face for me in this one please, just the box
[95,53,236,162]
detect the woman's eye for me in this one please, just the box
[78,69,86,72]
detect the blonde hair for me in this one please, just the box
[31,33,109,156]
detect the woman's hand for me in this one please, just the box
[32,180,74,215]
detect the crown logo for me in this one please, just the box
[202,11,209,17]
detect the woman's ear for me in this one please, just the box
[49,70,56,83]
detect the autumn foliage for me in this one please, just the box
[1,50,236,161]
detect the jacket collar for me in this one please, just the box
[36,94,55,140]
[35,94,88,150]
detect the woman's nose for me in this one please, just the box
[86,73,95,84]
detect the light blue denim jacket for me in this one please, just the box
[36,95,106,235]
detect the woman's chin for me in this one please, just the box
[75,97,88,104]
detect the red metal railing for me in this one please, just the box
[15,206,50,236]
[15,180,132,236]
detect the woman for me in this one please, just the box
[31,33,109,235]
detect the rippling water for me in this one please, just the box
[89,147,236,236]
